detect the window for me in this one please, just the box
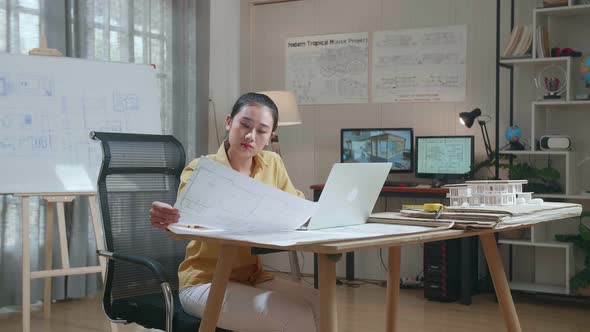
[82,0,172,132]
[0,0,41,53]
[83,0,169,68]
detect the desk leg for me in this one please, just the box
[385,246,401,332]
[22,197,30,332]
[43,202,55,319]
[318,253,337,332]
[480,233,521,332]
[198,244,237,332]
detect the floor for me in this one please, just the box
[1,276,588,332]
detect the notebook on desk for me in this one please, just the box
[305,162,391,230]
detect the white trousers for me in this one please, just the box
[179,278,320,332]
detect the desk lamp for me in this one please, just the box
[257,91,302,155]
[257,90,303,281]
[459,108,493,160]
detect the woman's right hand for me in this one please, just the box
[150,201,180,229]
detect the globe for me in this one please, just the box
[580,55,590,86]
[505,126,522,143]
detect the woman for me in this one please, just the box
[150,92,319,332]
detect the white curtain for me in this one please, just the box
[78,0,175,134]
[76,0,209,159]
[0,0,209,308]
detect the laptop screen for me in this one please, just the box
[306,162,391,230]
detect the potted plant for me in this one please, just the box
[471,155,562,193]
[555,212,590,296]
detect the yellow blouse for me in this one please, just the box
[177,143,304,289]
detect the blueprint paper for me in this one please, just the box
[168,222,445,247]
[174,157,319,232]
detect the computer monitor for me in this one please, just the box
[415,135,474,179]
[341,128,413,173]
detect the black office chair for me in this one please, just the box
[91,131,229,332]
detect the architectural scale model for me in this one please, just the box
[445,180,533,206]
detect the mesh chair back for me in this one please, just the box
[92,132,187,305]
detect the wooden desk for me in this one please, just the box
[170,224,539,332]
[310,184,465,296]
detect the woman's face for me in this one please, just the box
[226,103,276,160]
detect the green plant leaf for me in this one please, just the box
[570,268,590,291]
[538,166,560,182]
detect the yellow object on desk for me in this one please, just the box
[424,203,444,212]
[401,203,444,212]
[402,203,444,220]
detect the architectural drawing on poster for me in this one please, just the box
[372,25,466,103]
[286,32,369,105]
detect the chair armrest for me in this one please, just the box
[97,250,170,283]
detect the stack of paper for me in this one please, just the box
[371,202,582,230]
[371,211,499,229]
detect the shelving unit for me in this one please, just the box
[499,224,575,295]
[499,55,568,65]
[495,0,589,295]
[499,150,576,197]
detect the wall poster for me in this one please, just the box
[372,25,466,103]
[286,32,369,105]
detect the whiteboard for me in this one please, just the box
[372,25,466,103]
[0,53,161,194]
[286,32,369,105]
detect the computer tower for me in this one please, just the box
[423,239,460,302]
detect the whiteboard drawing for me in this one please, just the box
[0,113,33,129]
[286,32,369,105]
[32,135,51,151]
[0,53,161,194]
[0,76,6,96]
[98,120,123,132]
[0,73,54,96]
[373,25,466,103]
[113,91,140,112]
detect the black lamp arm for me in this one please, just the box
[478,120,493,160]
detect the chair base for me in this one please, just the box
[109,292,230,332]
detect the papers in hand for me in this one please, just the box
[173,157,319,233]
[168,158,453,246]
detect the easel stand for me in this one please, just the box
[16,192,106,332]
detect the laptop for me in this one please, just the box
[305,162,392,230]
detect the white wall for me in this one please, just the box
[210,0,508,280]
[208,0,242,153]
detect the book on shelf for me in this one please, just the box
[502,25,532,59]
[535,25,549,58]
[542,0,568,8]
